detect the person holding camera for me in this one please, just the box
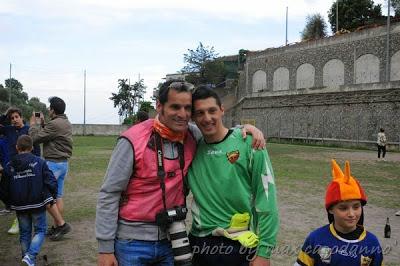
[29,97,73,241]
[188,86,279,266]
[95,80,266,266]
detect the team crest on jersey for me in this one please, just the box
[360,255,372,266]
[318,246,332,264]
[226,150,240,164]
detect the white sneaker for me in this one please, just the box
[21,254,35,266]
[7,218,19,235]
[395,211,400,216]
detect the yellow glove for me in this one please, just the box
[212,212,259,248]
[231,231,259,248]
[228,212,250,231]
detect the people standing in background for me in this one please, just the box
[377,128,387,160]
[29,97,73,241]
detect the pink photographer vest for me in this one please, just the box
[118,119,196,222]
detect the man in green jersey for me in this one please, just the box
[188,86,279,266]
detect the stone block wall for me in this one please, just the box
[224,23,400,148]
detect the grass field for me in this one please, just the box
[0,136,399,265]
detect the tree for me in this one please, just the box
[392,0,400,17]
[138,101,154,113]
[181,42,229,86]
[301,14,328,40]
[182,42,219,80]
[328,0,383,32]
[0,79,48,120]
[110,79,146,119]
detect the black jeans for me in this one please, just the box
[189,234,255,266]
[378,145,386,158]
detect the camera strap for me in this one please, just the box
[154,132,186,212]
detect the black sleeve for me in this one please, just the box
[0,171,10,205]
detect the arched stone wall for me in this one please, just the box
[355,54,380,84]
[273,67,290,91]
[391,50,400,81]
[296,63,315,89]
[323,59,344,88]
[252,70,267,92]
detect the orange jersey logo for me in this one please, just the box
[226,150,240,164]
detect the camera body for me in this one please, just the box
[34,112,41,118]
[155,206,188,227]
[156,206,192,265]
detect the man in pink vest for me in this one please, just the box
[96,80,265,266]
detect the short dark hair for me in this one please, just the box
[6,107,22,119]
[380,128,385,132]
[136,111,149,122]
[49,97,66,115]
[192,85,222,111]
[158,80,194,105]
[16,135,33,152]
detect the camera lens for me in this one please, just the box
[169,221,192,265]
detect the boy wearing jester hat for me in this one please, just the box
[295,160,384,266]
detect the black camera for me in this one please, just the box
[156,206,192,265]
[34,112,41,118]
[155,206,188,227]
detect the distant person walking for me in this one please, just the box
[29,97,73,241]
[377,128,387,160]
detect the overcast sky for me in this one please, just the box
[0,0,389,124]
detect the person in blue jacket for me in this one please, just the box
[0,135,57,266]
[0,107,40,161]
[0,107,41,234]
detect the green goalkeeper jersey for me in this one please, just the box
[188,129,279,258]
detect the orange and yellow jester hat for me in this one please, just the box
[325,159,367,211]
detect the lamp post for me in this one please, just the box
[386,0,391,82]
[336,0,339,32]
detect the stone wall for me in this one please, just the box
[224,23,400,148]
[72,124,129,136]
[244,23,400,95]
[224,84,400,148]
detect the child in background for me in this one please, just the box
[0,135,57,266]
[294,159,383,266]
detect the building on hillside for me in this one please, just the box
[222,22,400,149]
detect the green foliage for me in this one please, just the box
[301,13,328,40]
[392,0,400,17]
[0,78,48,120]
[182,42,218,79]
[184,60,227,86]
[328,0,383,32]
[139,101,154,113]
[122,115,135,125]
[121,102,154,125]
[110,79,146,119]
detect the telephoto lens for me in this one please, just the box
[168,221,193,265]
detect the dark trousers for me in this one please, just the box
[378,145,386,158]
[189,234,255,266]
